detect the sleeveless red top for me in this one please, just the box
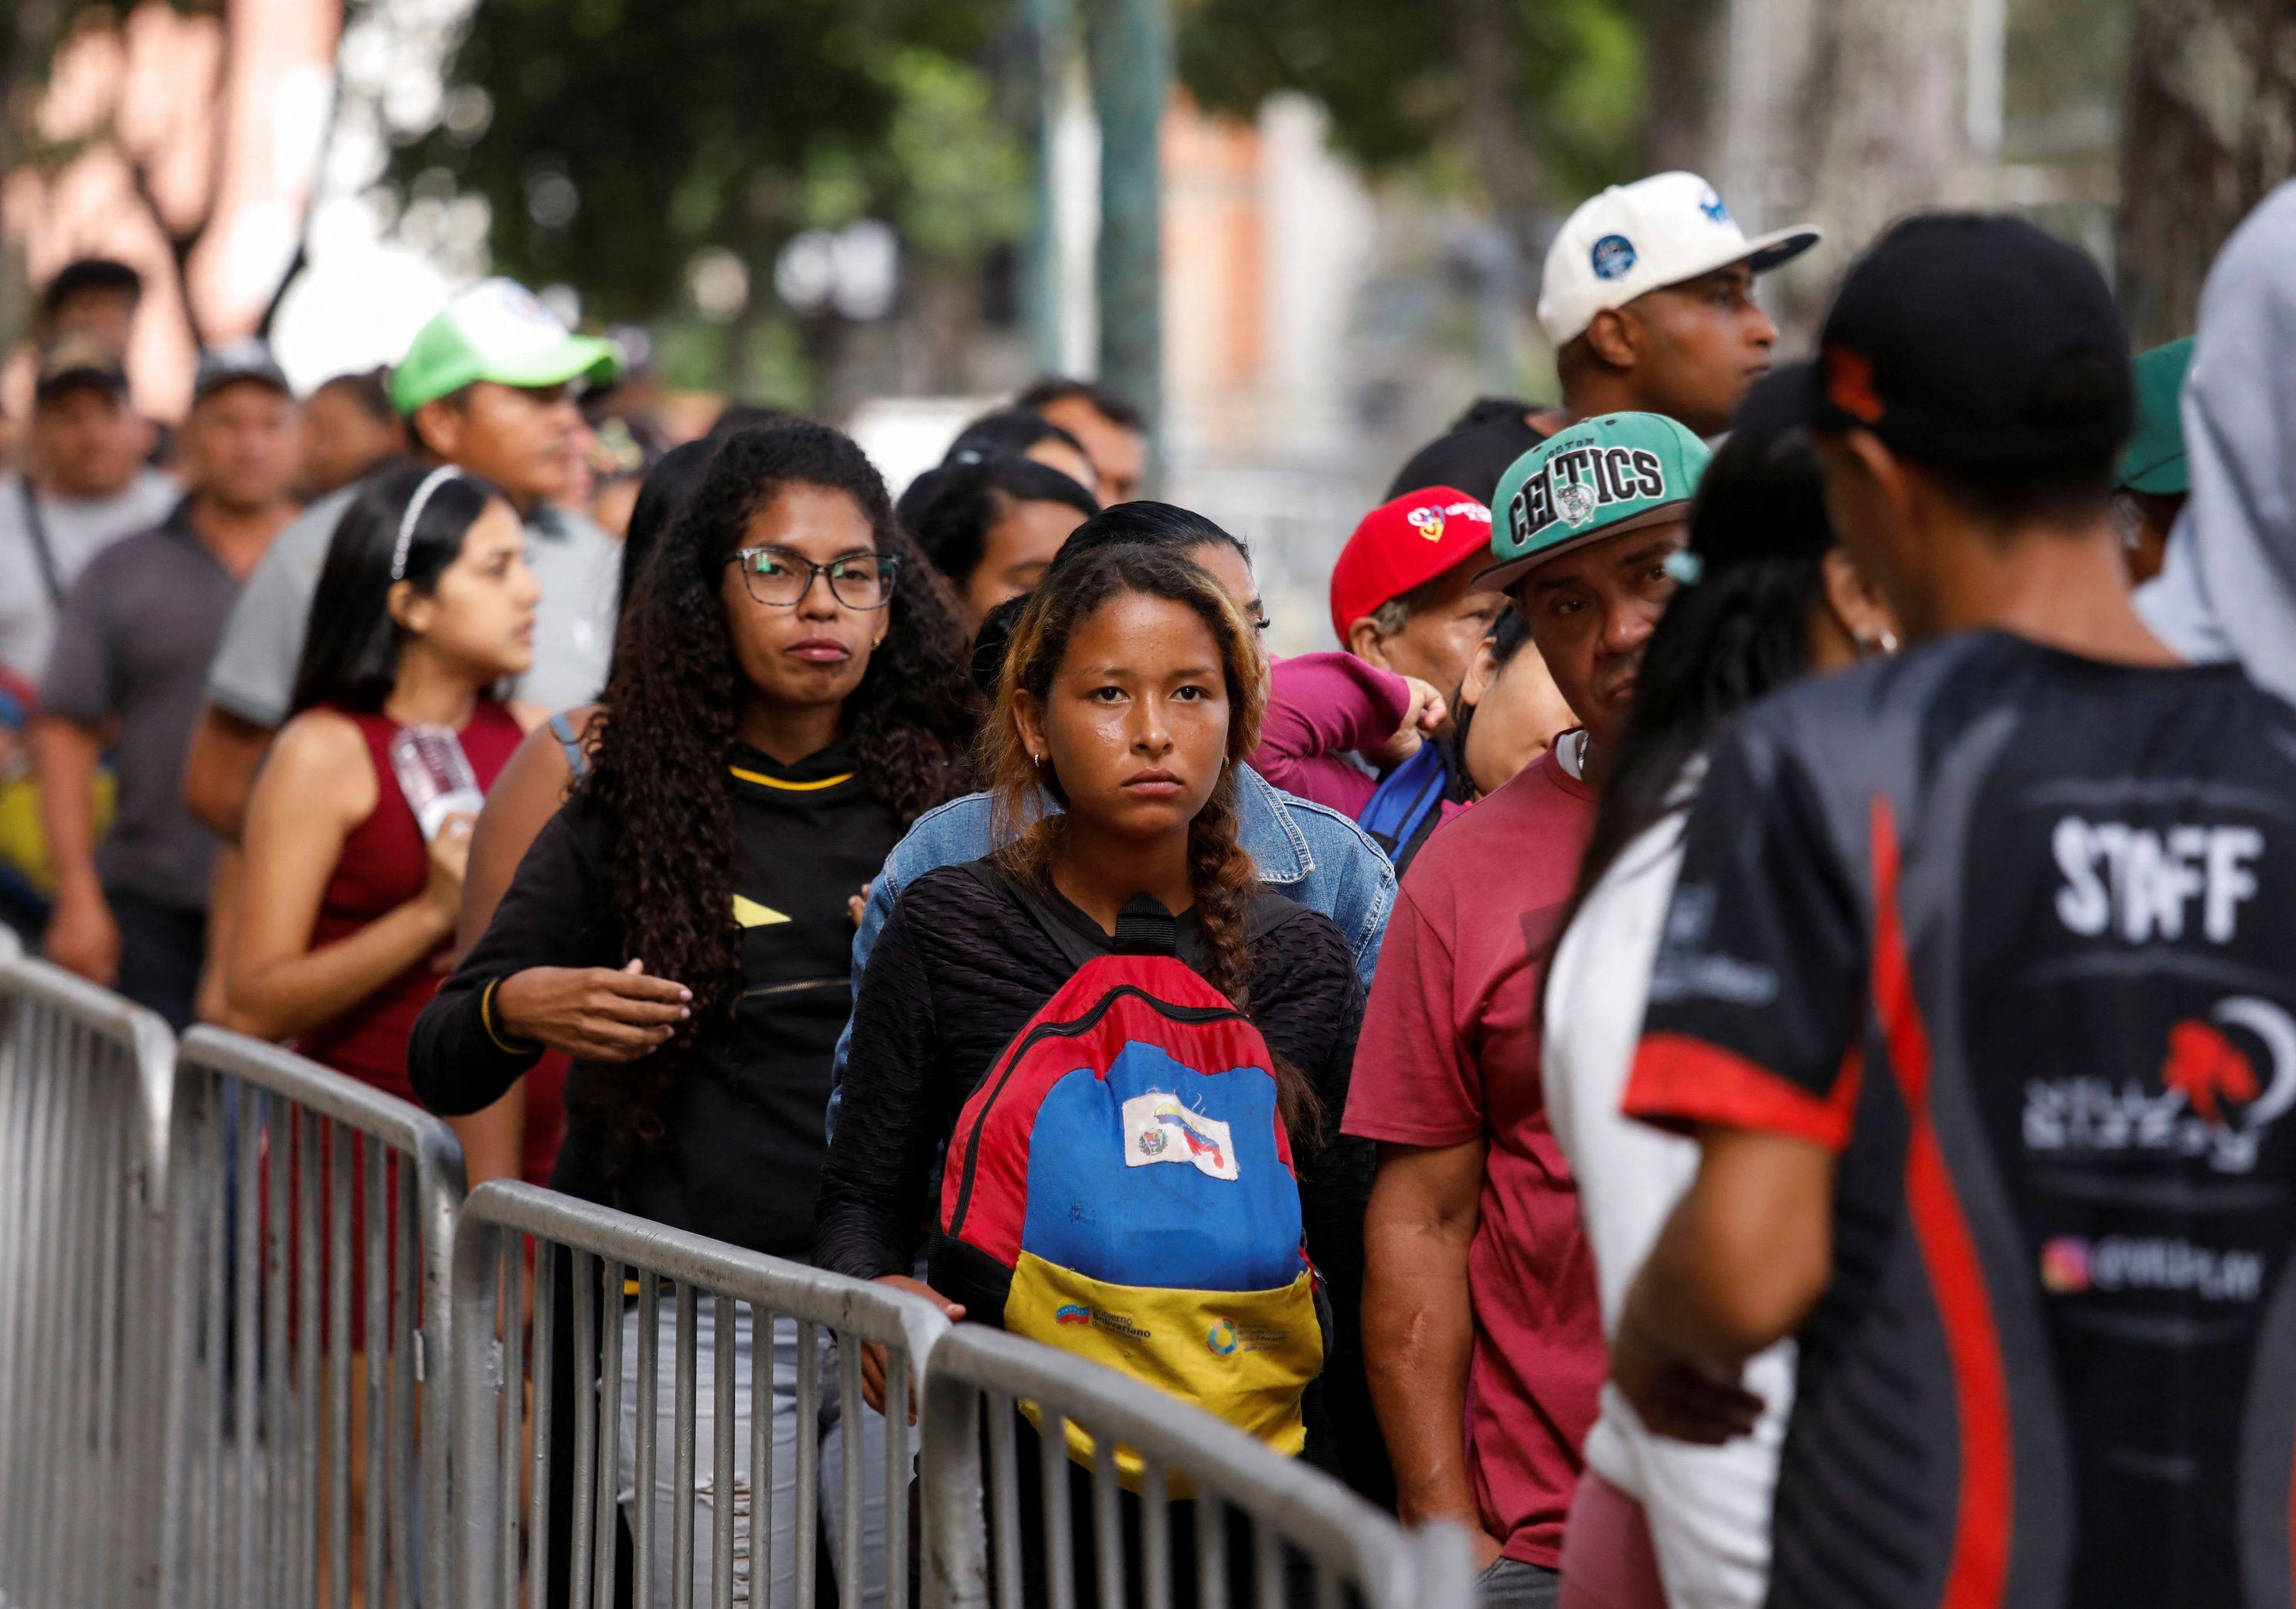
[298,702,526,1104]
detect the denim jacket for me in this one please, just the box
[826,764,1396,1135]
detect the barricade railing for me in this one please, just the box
[0,954,176,1609]
[451,1179,955,1609]
[920,1325,1478,1609]
[158,1026,467,1609]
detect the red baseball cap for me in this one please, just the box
[1328,486,1495,645]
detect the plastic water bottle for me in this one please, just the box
[389,725,483,842]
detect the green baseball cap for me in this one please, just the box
[2118,337,2194,495]
[1476,412,1711,593]
[389,277,621,416]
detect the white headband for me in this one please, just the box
[390,466,464,583]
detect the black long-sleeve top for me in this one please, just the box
[815,859,1386,1498]
[408,737,904,1260]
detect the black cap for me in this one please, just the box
[33,335,128,404]
[1386,400,1546,505]
[1793,213,2131,466]
[1730,362,1819,449]
[192,338,291,405]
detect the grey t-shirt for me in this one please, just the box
[204,491,617,727]
[0,468,180,682]
[41,502,245,910]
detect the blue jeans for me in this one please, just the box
[618,1304,892,1605]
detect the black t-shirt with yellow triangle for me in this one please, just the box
[410,735,906,1260]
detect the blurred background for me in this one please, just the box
[2,0,2288,648]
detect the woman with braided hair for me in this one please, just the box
[410,420,976,1607]
[816,511,1380,1600]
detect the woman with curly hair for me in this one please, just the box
[816,514,1379,1601]
[409,420,975,1607]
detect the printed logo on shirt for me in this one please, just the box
[1590,234,1638,281]
[1647,883,1780,1008]
[2051,816,2264,943]
[732,894,791,928]
[1121,1094,1240,1181]
[2022,995,2296,1174]
[2039,1234,2264,1304]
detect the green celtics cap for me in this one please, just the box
[2118,336,2194,495]
[389,278,621,416]
[1476,411,1710,593]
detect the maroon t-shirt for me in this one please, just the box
[1342,748,1604,1568]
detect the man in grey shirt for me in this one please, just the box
[0,338,178,684]
[35,343,301,1026]
[182,279,621,838]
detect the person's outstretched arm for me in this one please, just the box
[1252,653,1433,816]
[1613,1128,1828,1443]
[409,801,686,1117]
[1360,1139,1497,1563]
[1337,878,1506,1563]
[230,712,461,1040]
[31,718,116,985]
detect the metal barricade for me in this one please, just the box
[0,954,176,1609]
[920,1326,1478,1609]
[451,1179,955,1609]
[158,1026,467,1609]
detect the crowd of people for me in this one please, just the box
[2,158,2290,1609]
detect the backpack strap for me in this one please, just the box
[1357,742,1449,857]
[960,859,1298,977]
[1112,893,1180,956]
[17,480,63,610]
[548,710,590,781]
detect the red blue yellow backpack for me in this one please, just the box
[928,872,1325,1483]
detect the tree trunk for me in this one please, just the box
[1084,0,1170,434]
[1437,0,1545,274]
[1638,0,1726,176]
[1771,0,1972,341]
[0,0,68,345]
[2114,0,2296,345]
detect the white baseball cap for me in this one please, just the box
[1536,172,1819,346]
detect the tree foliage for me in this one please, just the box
[396,0,1026,325]
[1177,0,1645,209]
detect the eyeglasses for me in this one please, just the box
[729,546,899,610]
